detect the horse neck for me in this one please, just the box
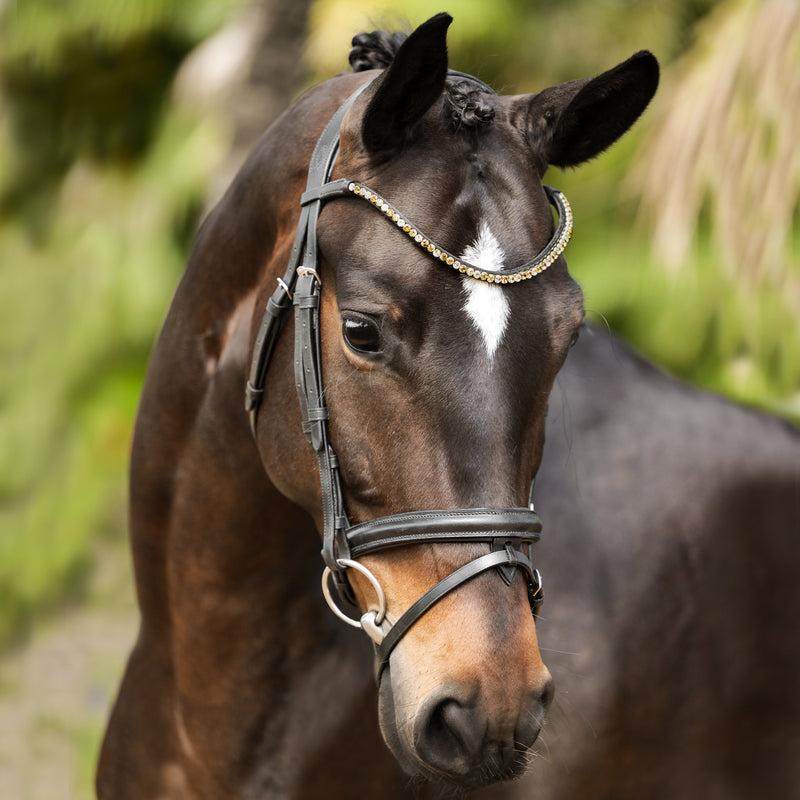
[129,81,364,644]
[186,75,369,314]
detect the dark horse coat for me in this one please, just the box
[534,326,800,799]
[98,13,800,800]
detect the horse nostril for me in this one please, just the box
[541,674,555,711]
[413,694,482,777]
[412,678,553,782]
[515,678,553,752]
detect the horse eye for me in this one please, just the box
[342,315,382,355]
[570,328,581,348]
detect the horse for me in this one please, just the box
[97,12,800,799]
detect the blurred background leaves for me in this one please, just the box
[0,0,237,650]
[0,0,798,792]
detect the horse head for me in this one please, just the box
[251,13,658,789]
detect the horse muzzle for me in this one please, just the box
[407,678,554,785]
[372,561,554,788]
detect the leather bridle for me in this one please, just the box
[246,75,570,681]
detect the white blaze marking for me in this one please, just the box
[460,222,510,362]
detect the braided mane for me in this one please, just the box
[349,29,495,130]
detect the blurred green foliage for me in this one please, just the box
[0,0,797,656]
[0,0,236,647]
[0,110,228,643]
[309,0,719,89]
[553,139,800,422]
[1,0,239,225]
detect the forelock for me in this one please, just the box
[348,29,496,132]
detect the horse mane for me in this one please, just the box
[349,29,495,130]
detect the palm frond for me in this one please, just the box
[633,0,800,303]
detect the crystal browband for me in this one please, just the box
[346,181,573,284]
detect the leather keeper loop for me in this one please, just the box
[294,293,320,310]
[301,179,353,206]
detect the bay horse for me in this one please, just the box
[97,10,800,800]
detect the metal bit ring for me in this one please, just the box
[321,558,387,628]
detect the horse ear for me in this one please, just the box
[526,51,659,169]
[360,12,452,155]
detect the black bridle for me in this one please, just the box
[246,76,570,681]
